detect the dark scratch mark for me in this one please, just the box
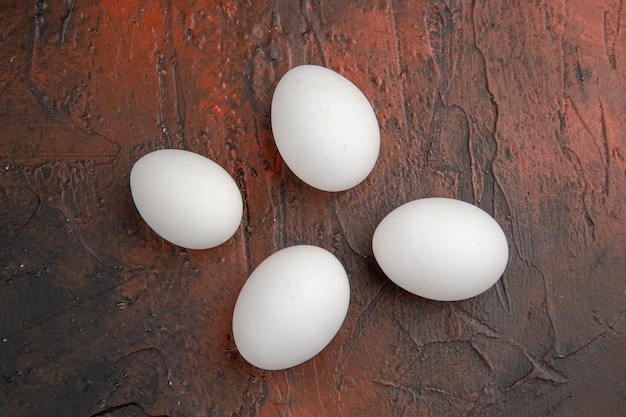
[114,346,166,365]
[388,0,411,152]
[299,0,328,66]
[88,401,171,417]
[555,143,597,242]
[330,197,369,258]
[471,0,510,225]
[59,3,75,45]
[56,196,104,263]
[29,2,50,109]
[427,2,456,96]
[273,175,287,251]
[423,93,445,167]
[464,385,495,417]
[155,53,172,149]
[469,341,496,375]
[564,95,595,139]
[0,69,18,97]
[491,176,518,313]
[571,44,593,90]
[234,372,268,417]
[391,301,430,351]
[535,261,561,356]
[460,106,484,205]
[33,1,47,45]
[574,54,587,84]
[454,304,500,339]
[598,97,612,198]
[1,266,146,340]
[102,10,123,73]
[355,376,420,403]
[603,0,623,69]
[5,168,43,235]
[559,309,623,359]
[234,163,253,276]
[508,343,568,389]
[334,283,388,385]
[163,0,186,150]
[494,277,512,313]
[563,96,610,199]
[559,329,608,359]
[113,346,173,392]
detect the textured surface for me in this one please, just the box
[1,1,624,416]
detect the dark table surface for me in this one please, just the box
[1,1,625,416]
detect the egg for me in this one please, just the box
[130,149,243,250]
[372,198,509,301]
[271,65,380,192]
[232,245,350,370]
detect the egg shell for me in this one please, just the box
[130,149,243,250]
[372,198,509,301]
[232,245,350,370]
[271,65,380,192]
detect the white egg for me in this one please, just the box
[271,65,380,192]
[372,198,509,301]
[130,149,243,250]
[232,245,350,370]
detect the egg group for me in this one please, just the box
[128,65,512,372]
[271,65,380,192]
[372,198,509,301]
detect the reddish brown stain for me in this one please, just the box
[1,1,625,416]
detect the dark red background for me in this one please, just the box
[1,1,624,416]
